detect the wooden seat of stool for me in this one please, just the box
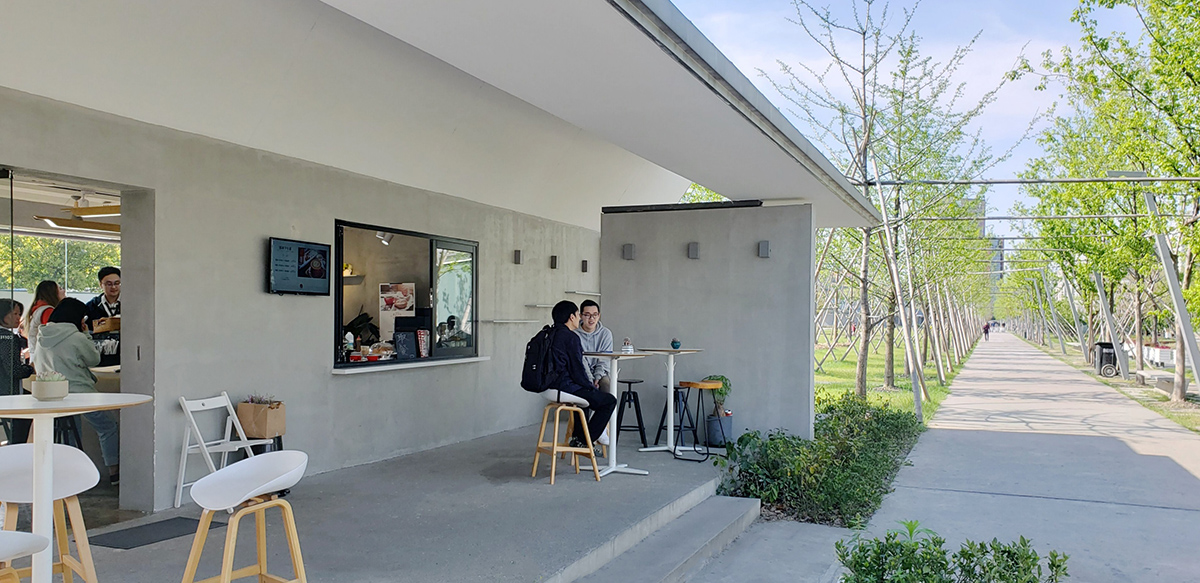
[679,380,722,390]
[533,396,601,485]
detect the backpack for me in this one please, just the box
[521,325,558,392]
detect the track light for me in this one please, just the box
[376,231,394,245]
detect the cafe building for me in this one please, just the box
[0,0,880,514]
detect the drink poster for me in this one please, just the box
[379,283,416,339]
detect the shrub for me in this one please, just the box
[718,392,922,526]
[836,520,1069,582]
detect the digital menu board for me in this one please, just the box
[268,237,331,295]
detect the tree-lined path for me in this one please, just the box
[868,331,1200,581]
[696,330,1200,582]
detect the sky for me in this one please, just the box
[670,0,1138,237]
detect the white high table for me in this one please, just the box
[583,351,651,477]
[637,349,703,455]
[0,393,151,583]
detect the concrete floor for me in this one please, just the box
[695,331,1200,582]
[19,423,718,583]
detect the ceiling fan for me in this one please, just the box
[34,192,121,234]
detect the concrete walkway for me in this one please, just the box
[695,331,1200,582]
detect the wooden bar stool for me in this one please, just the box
[0,531,49,583]
[532,390,601,485]
[0,444,101,583]
[182,451,308,583]
[615,379,648,448]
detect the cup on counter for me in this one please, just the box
[350,352,363,362]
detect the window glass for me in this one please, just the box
[433,243,475,356]
[335,221,476,367]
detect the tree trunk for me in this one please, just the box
[885,290,896,388]
[854,228,871,398]
[1152,313,1159,347]
[1134,282,1144,371]
[1172,250,1194,401]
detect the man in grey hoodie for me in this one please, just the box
[575,300,614,392]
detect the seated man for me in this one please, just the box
[549,300,616,452]
[575,300,614,393]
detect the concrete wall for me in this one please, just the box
[599,204,816,440]
[0,82,668,510]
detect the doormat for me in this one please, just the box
[91,517,224,550]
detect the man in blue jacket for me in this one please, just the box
[549,300,617,452]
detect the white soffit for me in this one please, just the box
[320,0,881,228]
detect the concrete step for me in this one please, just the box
[575,495,760,583]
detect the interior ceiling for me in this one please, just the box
[3,177,121,242]
[319,0,880,228]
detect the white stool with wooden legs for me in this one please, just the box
[181,450,308,583]
[0,444,100,583]
[532,390,600,485]
[0,531,50,583]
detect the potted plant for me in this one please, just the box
[31,371,69,401]
[704,374,733,447]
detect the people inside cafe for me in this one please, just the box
[34,298,121,484]
[22,279,65,359]
[575,300,613,392]
[549,300,616,453]
[85,266,121,366]
[0,298,35,445]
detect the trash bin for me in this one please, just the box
[1093,342,1119,377]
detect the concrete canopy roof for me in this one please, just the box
[320,0,882,228]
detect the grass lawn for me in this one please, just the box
[814,330,966,423]
[1023,333,1200,433]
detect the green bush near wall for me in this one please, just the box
[718,392,922,527]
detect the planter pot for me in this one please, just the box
[31,380,69,401]
[706,414,734,447]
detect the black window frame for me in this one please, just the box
[334,219,479,369]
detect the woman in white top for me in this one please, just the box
[21,280,64,357]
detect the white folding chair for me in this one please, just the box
[175,391,275,508]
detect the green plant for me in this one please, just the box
[703,374,731,416]
[35,371,66,382]
[244,394,277,405]
[836,521,1068,582]
[718,392,922,526]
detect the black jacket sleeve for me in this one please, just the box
[550,325,596,392]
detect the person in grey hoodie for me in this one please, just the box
[33,298,121,484]
[575,300,614,392]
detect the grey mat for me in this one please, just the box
[90,517,224,550]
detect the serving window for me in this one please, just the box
[334,220,477,368]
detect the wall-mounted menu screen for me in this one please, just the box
[268,237,331,295]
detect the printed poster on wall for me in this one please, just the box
[379,283,416,339]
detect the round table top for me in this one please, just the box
[0,393,152,418]
[638,348,704,354]
[583,351,652,359]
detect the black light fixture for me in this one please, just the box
[550,255,558,269]
[513,250,523,264]
[581,260,588,273]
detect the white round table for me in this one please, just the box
[0,393,151,583]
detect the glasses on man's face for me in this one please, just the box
[581,312,599,319]
[102,281,121,288]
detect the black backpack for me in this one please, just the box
[521,325,558,392]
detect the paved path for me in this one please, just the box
[695,331,1200,582]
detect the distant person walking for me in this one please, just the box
[983,323,990,341]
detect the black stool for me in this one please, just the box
[615,379,648,448]
[55,415,84,448]
[655,385,700,448]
